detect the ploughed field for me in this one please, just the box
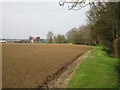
[2,43,92,88]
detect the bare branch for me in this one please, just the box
[59,0,89,10]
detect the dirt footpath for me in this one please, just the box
[41,50,91,88]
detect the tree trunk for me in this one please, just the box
[114,38,120,58]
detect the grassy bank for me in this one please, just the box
[68,46,119,88]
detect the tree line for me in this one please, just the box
[47,1,120,58]
[86,2,120,58]
[46,25,94,45]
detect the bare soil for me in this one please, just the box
[45,50,91,88]
[2,43,92,88]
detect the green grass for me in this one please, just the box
[68,46,119,88]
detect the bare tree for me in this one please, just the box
[54,34,66,43]
[66,28,83,44]
[47,31,54,43]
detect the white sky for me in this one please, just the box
[1,2,89,39]
[0,3,2,39]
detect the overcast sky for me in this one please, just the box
[1,2,89,39]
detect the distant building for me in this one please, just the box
[5,39,21,43]
[31,38,36,43]
[30,37,45,43]
[0,40,7,43]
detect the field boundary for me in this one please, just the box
[39,49,92,88]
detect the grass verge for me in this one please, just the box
[68,46,119,88]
